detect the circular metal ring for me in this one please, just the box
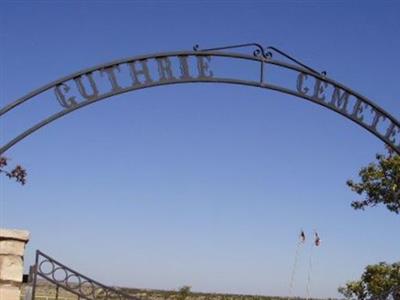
[65,273,81,289]
[38,260,55,276]
[52,266,68,283]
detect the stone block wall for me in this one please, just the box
[0,229,30,300]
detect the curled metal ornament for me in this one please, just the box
[194,42,326,74]
[194,43,272,59]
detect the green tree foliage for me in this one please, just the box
[338,262,400,300]
[347,151,400,214]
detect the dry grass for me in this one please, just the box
[21,282,329,300]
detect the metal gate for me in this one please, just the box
[29,250,139,300]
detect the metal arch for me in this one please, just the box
[1,45,400,155]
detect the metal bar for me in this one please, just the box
[267,46,323,75]
[193,42,270,58]
[31,251,39,300]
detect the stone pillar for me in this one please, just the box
[0,229,30,300]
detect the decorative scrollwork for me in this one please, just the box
[193,43,272,59]
[253,48,273,59]
[193,43,326,75]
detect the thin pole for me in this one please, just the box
[260,61,264,84]
[305,243,314,300]
[31,251,39,300]
[306,231,320,300]
[288,231,305,300]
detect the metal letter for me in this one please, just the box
[329,87,349,112]
[296,73,309,95]
[100,65,123,92]
[197,56,213,79]
[369,108,387,131]
[385,122,399,144]
[54,83,77,109]
[313,78,328,102]
[350,98,368,122]
[178,56,192,80]
[128,60,153,86]
[156,57,176,82]
[74,72,99,101]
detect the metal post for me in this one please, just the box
[31,251,39,300]
[32,250,39,300]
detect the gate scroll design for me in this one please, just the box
[31,250,139,300]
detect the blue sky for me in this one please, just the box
[1,1,400,298]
